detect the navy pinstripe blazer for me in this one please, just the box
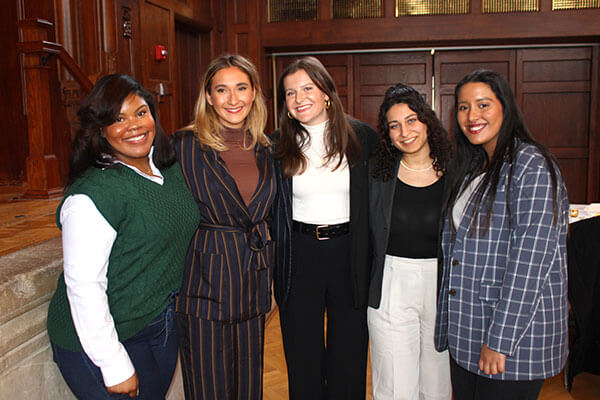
[170,130,276,322]
[434,140,570,380]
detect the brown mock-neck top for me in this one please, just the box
[219,127,259,206]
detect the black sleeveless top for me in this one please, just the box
[386,176,445,259]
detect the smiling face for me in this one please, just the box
[386,102,430,157]
[103,93,155,170]
[456,81,504,158]
[206,66,256,129]
[283,69,329,126]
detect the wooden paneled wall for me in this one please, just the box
[4,0,600,202]
[3,0,225,187]
[1,0,28,182]
[261,0,600,51]
[435,47,598,204]
[275,46,599,203]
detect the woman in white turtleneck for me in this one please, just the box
[272,56,377,400]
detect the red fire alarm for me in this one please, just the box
[155,45,167,61]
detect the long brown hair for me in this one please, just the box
[185,54,269,151]
[274,56,360,178]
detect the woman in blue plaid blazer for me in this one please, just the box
[434,70,570,400]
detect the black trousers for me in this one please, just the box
[450,356,544,400]
[279,230,369,400]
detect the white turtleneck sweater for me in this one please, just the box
[292,120,350,225]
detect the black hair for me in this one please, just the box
[372,83,452,181]
[68,74,175,185]
[443,69,560,234]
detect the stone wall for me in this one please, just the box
[0,237,184,399]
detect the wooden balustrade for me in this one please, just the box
[16,18,92,198]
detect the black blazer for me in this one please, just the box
[367,156,400,308]
[367,156,447,308]
[272,119,377,309]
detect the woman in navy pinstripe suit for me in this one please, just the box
[434,70,569,400]
[170,54,276,400]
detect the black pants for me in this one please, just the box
[279,230,369,400]
[450,356,544,400]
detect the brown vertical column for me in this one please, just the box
[17,18,62,198]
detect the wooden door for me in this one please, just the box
[274,46,599,202]
[434,49,516,140]
[116,0,142,79]
[516,47,597,203]
[275,54,354,118]
[354,51,432,130]
[174,21,210,130]
[141,1,175,134]
[434,46,597,203]
[275,52,432,129]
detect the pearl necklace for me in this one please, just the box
[400,159,433,172]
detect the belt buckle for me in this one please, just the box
[315,225,330,241]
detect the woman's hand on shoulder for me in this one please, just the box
[107,371,139,398]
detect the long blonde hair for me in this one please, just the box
[186,54,269,150]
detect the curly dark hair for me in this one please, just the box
[68,74,175,186]
[371,83,452,181]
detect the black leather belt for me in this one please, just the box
[292,220,349,241]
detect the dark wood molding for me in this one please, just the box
[17,19,63,198]
[261,11,600,51]
[17,18,94,198]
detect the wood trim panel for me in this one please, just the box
[261,11,600,50]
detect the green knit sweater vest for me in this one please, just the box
[47,163,200,352]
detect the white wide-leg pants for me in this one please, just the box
[367,255,451,400]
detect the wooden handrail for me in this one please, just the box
[17,41,93,93]
[15,18,93,198]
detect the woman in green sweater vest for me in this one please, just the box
[46,74,200,399]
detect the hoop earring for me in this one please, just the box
[324,98,331,110]
[287,111,294,120]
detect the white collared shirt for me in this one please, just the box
[60,152,163,386]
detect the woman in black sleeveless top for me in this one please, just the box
[368,84,453,400]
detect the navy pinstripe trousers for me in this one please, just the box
[176,313,265,400]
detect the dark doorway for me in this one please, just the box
[174,20,209,130]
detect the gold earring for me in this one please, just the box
[287,111,294,120]
[324,98,331,110]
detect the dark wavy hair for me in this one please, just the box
[443,69,560,234]
[67,74,175,186]
[371,83,452,181]
[274,56,360,178]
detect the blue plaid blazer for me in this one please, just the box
[434,141,570,380]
